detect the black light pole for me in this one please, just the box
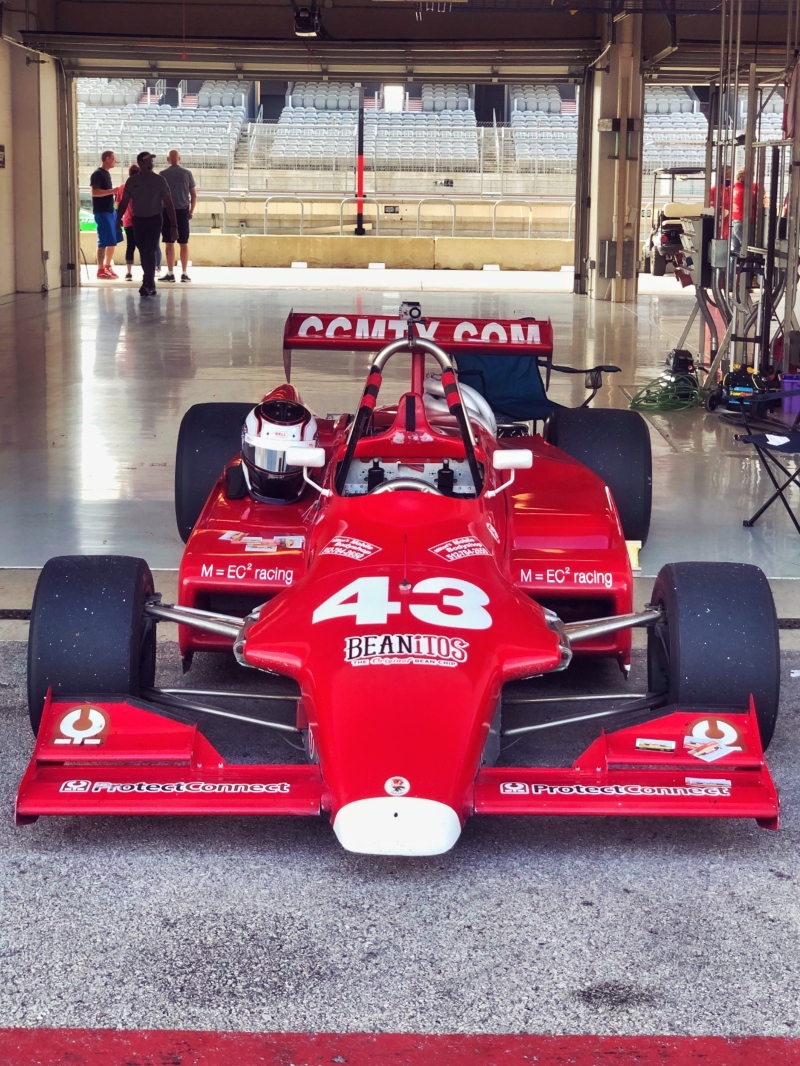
[354,84,366,235]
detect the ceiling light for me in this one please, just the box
[294,7,322,36]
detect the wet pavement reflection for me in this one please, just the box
[1,284,799,577]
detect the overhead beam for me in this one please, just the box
[19,32,602,79]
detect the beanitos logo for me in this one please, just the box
[344,633,469,667]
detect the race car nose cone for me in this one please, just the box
[333,797,462,856]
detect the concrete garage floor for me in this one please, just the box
[1,641,800,1035]
[2,276,800,1040]
[2,277,800,579]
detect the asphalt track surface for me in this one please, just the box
[2,641,800,1043]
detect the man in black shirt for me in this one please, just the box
[90,150,122,280]
[116,152,179,297]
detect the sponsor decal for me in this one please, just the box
[635,738,677,753]
[292,315,544,348]
[219,531,305,553]
[499,782,732,798]
[344,633,469,667]
[486,521,501,544]
[500,782,529,795]
[200,562,294,583]
[59,780,290,795]
[683,717,745,763]
[320,536,381,562]
[385,776,411,796]
[519,566,613,589]
[52,705,109,747]
[429,536,490,563]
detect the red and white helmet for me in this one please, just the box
[241,386,318,504]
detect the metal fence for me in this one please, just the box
[191,193,577,239]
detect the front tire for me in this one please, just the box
[652,250,667,276]
[545,407,652,544]
[647,562,780,748]
[27,556,156,735]
[175,402,253,543]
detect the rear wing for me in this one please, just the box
[282,312,554,380]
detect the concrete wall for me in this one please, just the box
[79,230,573,272]
[433,237,572,271]
[241,235,435,269]
[0,41,14,297]
[0,40,63,294]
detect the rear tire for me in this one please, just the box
[175,402,253,543]
[641,253,651,274]
[545,407,652,544]
[647,562,780,749]
[27,556,156,736]
[652,250,667,276]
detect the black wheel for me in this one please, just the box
[27,556,156,736]
[704,390,721,412]
[175,402,253,543]
[647,562,780,749]
[544,407,652,544]
[652,250,667,276]
[641,253,651,274]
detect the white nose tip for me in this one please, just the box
[333,797,462,856]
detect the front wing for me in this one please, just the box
[476,701,779,829]
[15,693,323,824]
[16,695,778,830]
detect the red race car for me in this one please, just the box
[18,308,781,854]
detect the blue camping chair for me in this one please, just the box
[454,352,621,427]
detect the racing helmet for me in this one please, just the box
[241,395,318,504]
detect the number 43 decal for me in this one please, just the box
[312,575,492,630]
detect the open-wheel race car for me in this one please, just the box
[17,309,781,854]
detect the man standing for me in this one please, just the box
[90,150,122,279]
[116,152,178,297]
[160,150,197,283]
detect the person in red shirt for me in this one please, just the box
[730,167,762,253]
[709,166,732,239]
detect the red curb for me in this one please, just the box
[2,1031,800,1066]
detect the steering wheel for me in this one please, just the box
[368,477,443,496]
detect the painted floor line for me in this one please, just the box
[3,1030,800,1066]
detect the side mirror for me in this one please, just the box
[285,446,331,497]
[486,448,532,499]
[492,449,533,471]
[285,446,326,468]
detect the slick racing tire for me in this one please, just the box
[647,562,780,749]
[652,250,667,276]
[544,407,652,544]
[27,556,156,736]
[175,402,253,543]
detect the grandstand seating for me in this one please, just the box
[76,77,145,107]
[509,83,563,113]
[645,85,695,114]
[643,109,708,172]
[508,85,575,171]
[287,82,361,110]
[198,80,251,108]
[270,85,479,169]
[77,102,246,168]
